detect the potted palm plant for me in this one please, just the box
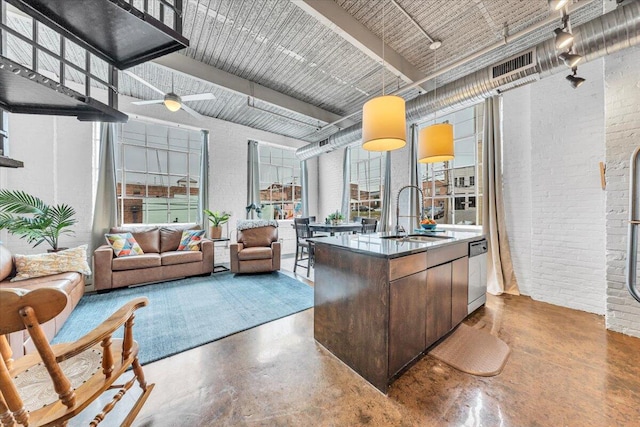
[204,209,231,239]
[0,189,77,252]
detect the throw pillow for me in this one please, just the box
[105,232,144,257]
[177,230,206,251]
[11,245,92,282]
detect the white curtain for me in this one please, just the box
[91,123,117,252]
[380,151,392,232]
[341,147,350,219]
[246,140,261,219]
[482,96,519,296]
[197,130,209,230]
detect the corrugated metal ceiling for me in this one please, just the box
[5,0,606,143]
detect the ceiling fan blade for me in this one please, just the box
[132,99,165,105]
[181,103,204,120]
[123,70,166,96]
[181,93,216,102]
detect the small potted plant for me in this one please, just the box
[204,209,231,239]
[327,210,345,226]
[0,189,77,252]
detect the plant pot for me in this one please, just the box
[47,247,68,253]
[210,226,222,239]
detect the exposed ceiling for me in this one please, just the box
[7,0,606,143]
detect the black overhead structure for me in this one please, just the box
[6,0,189,69]
[0,0,189,167]
[0,56,128,122]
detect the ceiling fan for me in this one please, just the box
[125,70,215,119]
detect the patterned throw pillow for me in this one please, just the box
[177,230,205,251]
[11,245,92,282]
[105,232,144,257]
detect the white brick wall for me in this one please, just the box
[503,58,607,315]
[604,45,640,337]
[502,85,533,296]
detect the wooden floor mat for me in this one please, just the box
[428,324,510,376]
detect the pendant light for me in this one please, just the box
[418,42,454,163]
[362,0,406,152]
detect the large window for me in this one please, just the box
[116,120,203,225]
[350,146,385,221]
[259,144,301,220]
[419,104,483,226]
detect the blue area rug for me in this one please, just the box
[52,271,313,365]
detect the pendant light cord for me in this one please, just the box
[382,0,385,96]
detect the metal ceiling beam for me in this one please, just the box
[291,0,429,90]
[152,53,358,129]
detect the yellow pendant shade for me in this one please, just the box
[418,123,454,163]
[362,95,407,151]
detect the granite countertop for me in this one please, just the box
[311,229,485,259]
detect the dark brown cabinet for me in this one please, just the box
[426,263,453,347]
[389,270,427,376]
[314,239,475,393]
[451,257,469,327]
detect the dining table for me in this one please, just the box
[308,222,363,236]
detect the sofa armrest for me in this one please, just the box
[93,245,114,291]
[271,241,281,271]
[229,242,243,273]
[200,239,214,274]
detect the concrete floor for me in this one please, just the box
[73,263,640,426]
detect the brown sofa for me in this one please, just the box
[0,245,85,358]
[230,221,280,274]
[94,225,213,291]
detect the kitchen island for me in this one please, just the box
[312,230,485,393]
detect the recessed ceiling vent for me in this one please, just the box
[491,48,537,81]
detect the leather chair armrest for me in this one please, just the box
[230,242,243,273]
[271,241,281,271]
[200,239,214,274]
[93,245,114,291]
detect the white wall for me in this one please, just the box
[503,59,607,315]
[0,92,312,264]
[604,45,640,337]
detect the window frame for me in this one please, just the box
[115,119,204,226]
[418,103,483,228]
[349,145,385,221]
[257,142,302,220]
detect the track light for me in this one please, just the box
[558,52,582,68]
[549,0,570,10]
[566,68,585,89]
[554,28,574,50]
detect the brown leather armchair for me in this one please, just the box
[230,221,281,273]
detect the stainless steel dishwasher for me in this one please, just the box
[468,239,488,314]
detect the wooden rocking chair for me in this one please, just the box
[0,287,154,426]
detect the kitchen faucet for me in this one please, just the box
[395,185,424,236]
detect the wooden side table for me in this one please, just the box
[210,238,230,273]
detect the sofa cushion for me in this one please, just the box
[160,225,199,252]
[161,251,203,266]
[238,247,273,261]
[238,227,277,248]
[0,245,12,281]
[111,254,161,271]
[11,246,92,282]
[105,233,144,257]
[110,227,160,253]
[177,230,206,251]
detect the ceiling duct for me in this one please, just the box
[296,0,640,161]
[491,49,537,81]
